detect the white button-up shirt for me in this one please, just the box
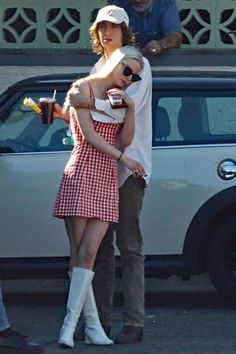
[91,56,152,188]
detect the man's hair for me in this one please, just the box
[89,21,135,55]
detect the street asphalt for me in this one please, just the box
[2,274,236,354]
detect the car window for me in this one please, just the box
[0,91,74,153]
[153,91,236,146]
[207,97,236,135]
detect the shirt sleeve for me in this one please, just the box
[125,57,152,114]
[91,56,126,119]
[160,0,182,34]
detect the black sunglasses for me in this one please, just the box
[122,63,142,82]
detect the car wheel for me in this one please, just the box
[207,215,236,304]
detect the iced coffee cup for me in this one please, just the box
[39,97,56,124]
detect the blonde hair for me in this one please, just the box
[63,46,143,111]
[98,45,144,77]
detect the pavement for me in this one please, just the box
[2,275,236,354]
[2,273,217,304]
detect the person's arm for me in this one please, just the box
[95,87,135,147]
[143,0,182,54]
[69,90,126,121]
[69,58,152,120]
[162,31,183,49]
[53,103,70,123]
[52,78,95,123]
[110,88,135,147]
[74,106,144,176]
[68,85,134,147]
[143,32,182,54]
[73,82,145,176]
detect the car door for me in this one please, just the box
[141,82,236,255]
[0,89,73,257]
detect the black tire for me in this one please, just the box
[207,215,236,304]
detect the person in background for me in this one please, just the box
[0,282,44,354]
[108,0,182,54]
[53,45,145,349]
[66,5,152,344]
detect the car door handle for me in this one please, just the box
[218,159,236,180]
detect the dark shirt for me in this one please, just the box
[108,0,182,47]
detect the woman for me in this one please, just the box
[53,6,137,276]
[67,5,153,341]
[53,45,145,348]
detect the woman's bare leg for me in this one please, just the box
[77,219,109,270]
[60,217,112,347]
[64,216,87,271]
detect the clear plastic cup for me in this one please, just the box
[39,97,56,125]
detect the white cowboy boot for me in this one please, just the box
[58,267,94,348]
[83,285,113,345]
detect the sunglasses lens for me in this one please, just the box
[122,63,142,82]
[132,74,142,82]
[123,65,132,77]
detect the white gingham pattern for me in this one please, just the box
[53,112,122,223]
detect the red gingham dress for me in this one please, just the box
[52,85,122,223]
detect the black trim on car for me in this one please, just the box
[0,255,197,280]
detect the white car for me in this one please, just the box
[1,70,236,303]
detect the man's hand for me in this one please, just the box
[53,103,63,117]
[67,82,91,109]
[68,92,83,108]
[143,40,164,54]
[143,32,183,54]
[68,91,95,110]
[53,103,70,122]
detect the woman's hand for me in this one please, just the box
[106,88,134,110]
[121,154,146,178]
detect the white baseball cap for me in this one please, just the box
[94,5,129,27]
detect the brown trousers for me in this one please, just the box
[93,176,145,327]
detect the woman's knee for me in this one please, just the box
[78,245,97,267]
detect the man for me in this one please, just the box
[108,0,182,54]
[0,282,44,353]
[67,5,152,344]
